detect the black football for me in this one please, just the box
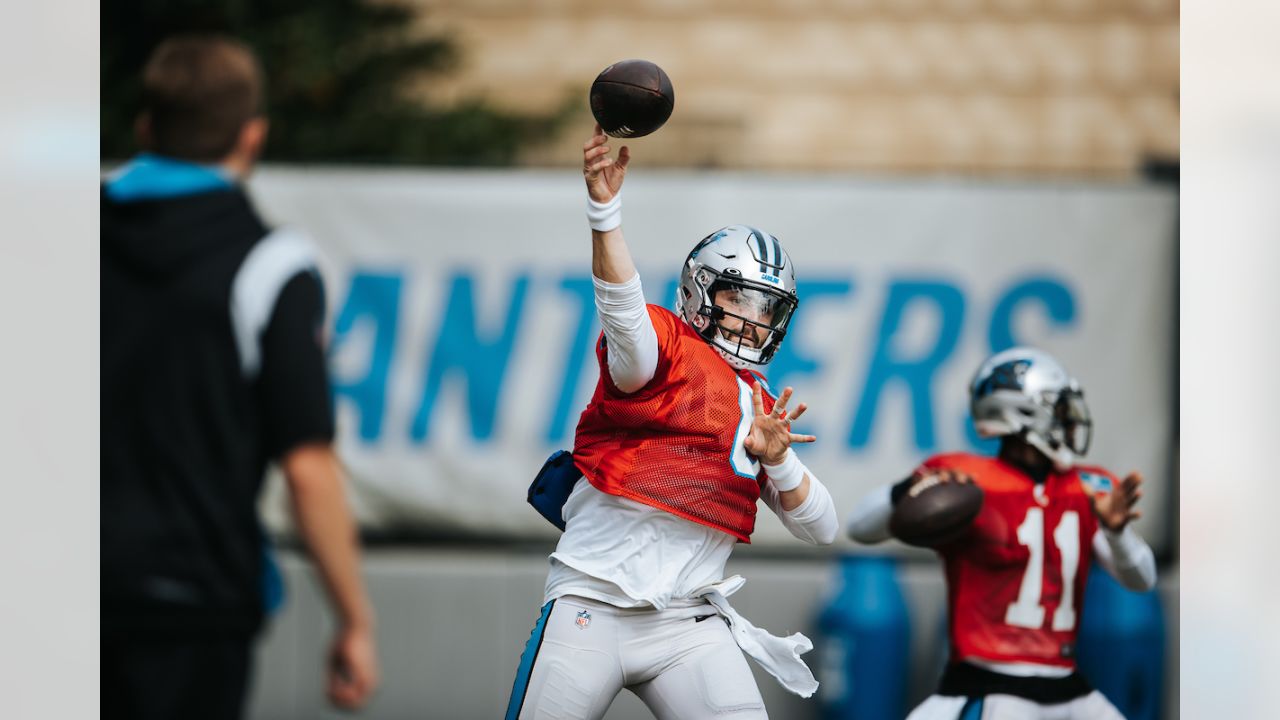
[589,59,675,139]
[889,478,984,547]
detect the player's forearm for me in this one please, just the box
[778,473,839,545]
[845,483,898,544]
[591,227,637,284]
[777,474,810,511]
[763,451,838,544]
[594,273,658,393]
[283,445,375,630]
[1092,525,1157,591]
[763,449,808,510]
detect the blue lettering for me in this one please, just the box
[769,278,855,400]
[546,276,599,443]
[329,271,403,442]
[411,271,529,442]
[988,276,1076,352]
[850,280,966,451]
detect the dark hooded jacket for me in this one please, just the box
[102,172,332,636]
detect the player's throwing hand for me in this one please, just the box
[1090,470,1143,531]
[583,124,630,204]
[743,384,816,465]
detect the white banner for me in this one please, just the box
[250,168,1177,551]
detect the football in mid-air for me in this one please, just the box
[889,476,984,547]
[589,59,675,138]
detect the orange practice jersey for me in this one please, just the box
[918,453,1117,668]
[573,305,776,542]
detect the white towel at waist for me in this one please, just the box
[691,575,820,699]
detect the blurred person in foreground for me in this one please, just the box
[846,347,1156,719]
[101,36,378,719]
[505,126,839,719]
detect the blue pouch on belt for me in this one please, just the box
[527,450,583,531]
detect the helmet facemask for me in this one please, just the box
[687,271,796,367]
[676,225,800,369]
[1051,387,1092,457]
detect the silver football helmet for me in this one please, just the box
[970,347,1092,471]
[675,225,799,368]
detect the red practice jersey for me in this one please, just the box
[573,305,776,542]
[917,453,1118,668]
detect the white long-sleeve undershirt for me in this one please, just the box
[845,483,896,544]
[593,272,659,393]
[1091,523,1157,591]
[762,463,840,545]
[844,481,1157,591]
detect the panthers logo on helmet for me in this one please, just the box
[974,359,1032,398]
[688,229,729,260]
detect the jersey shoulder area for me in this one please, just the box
[918,451,1000,475]
[917,452,1025,492]
[646,303,683,331]
[1072,464,1120,496]
[738,367,776,397]
[645,303,699,349]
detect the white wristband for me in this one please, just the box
[587,193,622,232]
[763,449,806,493]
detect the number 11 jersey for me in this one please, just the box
[916,453,1116,668]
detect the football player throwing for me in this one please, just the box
[504,127,840,720]
[847,347,1156,720]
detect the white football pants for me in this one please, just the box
[907,690,1125,720]
[505,595,768,720]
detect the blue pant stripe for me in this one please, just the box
[959,696,984,720]
[504,599,555,720]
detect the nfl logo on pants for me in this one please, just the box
[575,610,591,629]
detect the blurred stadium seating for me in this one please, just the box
[403,0,1178,175]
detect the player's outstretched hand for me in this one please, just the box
[1090,471,1143,531]
[327,623,380,710]
[743,383,816,465]
[583,123,631,205]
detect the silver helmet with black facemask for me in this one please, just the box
[970,346,1093,472]
[675,225,799,368]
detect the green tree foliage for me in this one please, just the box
[102,0,574,164]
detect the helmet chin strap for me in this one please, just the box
[712,340,762,369]
[714,344,750,368]
[708,321,767,368]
